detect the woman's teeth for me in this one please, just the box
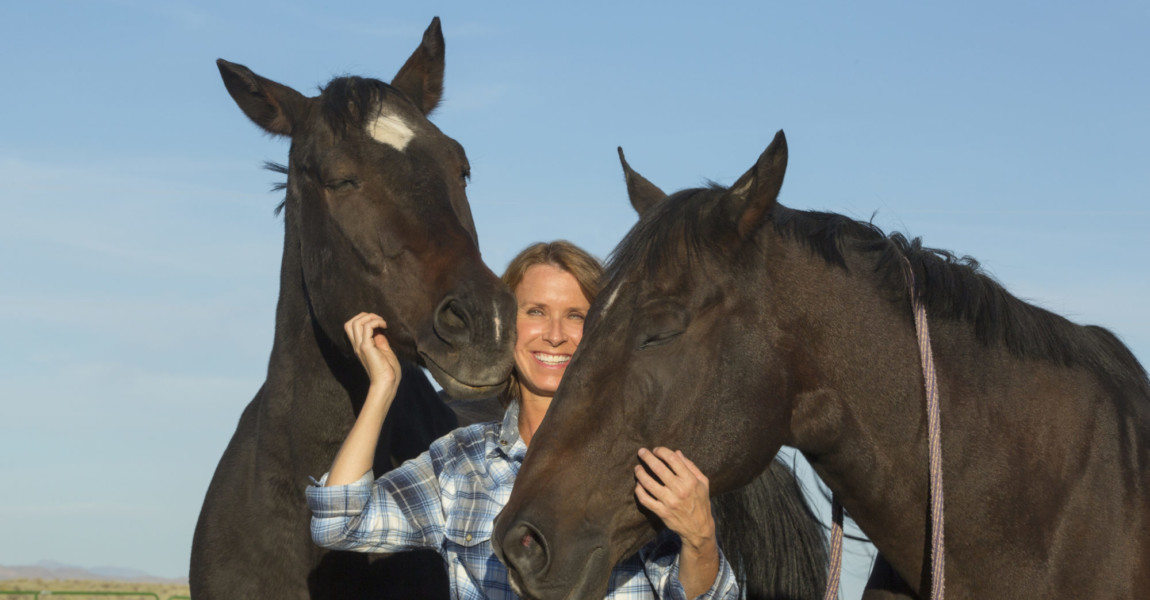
[533,353,570,366]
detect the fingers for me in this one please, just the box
[343,313,400,386]
[637,447,680,482]
[634,479,661,512]
[676,450,709,488]
[636,447,692,503]
[344,313,388,347]
[634,459,669,502]
[635,447,711,502]
[635,448,716,545]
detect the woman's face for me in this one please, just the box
[513,263,591,402]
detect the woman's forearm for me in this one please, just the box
[325,384,395,486]
[678,530,720,599]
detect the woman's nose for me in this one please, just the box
[542,317,566,345]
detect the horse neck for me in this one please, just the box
[779,242,923,470]
[257,198,368,473]
[780,239,1150,592]
[776,241,948,589]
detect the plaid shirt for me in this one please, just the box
[308,401,740,600]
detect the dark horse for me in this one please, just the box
[191,19,516,599]
[494,130,1150,599]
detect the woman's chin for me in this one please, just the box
[519,377,562,401]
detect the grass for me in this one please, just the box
[0,579,190,599]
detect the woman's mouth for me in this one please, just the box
[532,352,570,367]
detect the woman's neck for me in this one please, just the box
[517,388,552,447]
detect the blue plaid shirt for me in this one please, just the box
[308,401,740,600]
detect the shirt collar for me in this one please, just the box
[493,400,528,464]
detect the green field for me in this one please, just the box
[0,579,190,599]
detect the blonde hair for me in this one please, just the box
[501,240,603,406]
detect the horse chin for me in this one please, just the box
[420,352,510,399]
[511,546,610,600]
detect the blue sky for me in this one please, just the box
[1,1,1147,597]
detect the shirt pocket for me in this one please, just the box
[443,505,499,586]
[444,505,495,551]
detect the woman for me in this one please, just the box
[308,241,739,599]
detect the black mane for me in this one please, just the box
[781,207,1149,393]
[612,184,1149,393]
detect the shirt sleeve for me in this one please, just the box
[639,531,741,600]
[306,440,450,553]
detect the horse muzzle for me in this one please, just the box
[496,519,610,600]
[418,282,517,398]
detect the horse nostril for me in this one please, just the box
[434,297,472,344]
[505,522,549,578]
[443,302,466,330]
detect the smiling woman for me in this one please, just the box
[499,241,600,413]
[308,239,743,600]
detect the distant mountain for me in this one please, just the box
[0,560,187,584]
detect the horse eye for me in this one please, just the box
[638,330,682,351]
[635,302,689,350]
[324,177,359,191]
[461,167,471,185]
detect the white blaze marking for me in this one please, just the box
[493,298,503,344]
[367,112,415,151]
[600,284,622,317]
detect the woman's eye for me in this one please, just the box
[568,313,585,322]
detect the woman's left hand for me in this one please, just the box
[634,447,715,550]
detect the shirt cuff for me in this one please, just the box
[305,470,375,518]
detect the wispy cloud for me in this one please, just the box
[0,155,282,278]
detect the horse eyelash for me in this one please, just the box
[325,178,360,190]
[638,330,682,350]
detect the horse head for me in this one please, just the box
[493,131,801,598]
[216,18,515,398]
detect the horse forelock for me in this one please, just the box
[319,76,418,143]
[606,186,732,287]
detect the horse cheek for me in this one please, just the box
[708,341,791,490]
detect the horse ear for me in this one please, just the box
[729,130,788,239]
[391,17,446,116]
[617,147,668,217]
[216,59,308,137]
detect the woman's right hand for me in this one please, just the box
[344,312,402,397]
[326,313,402,487]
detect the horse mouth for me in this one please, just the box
[508,546,607,600]
[560,546,607,600]
[420,351,508,399]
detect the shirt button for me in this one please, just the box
[500,440,507,446]
[466,534,473,542]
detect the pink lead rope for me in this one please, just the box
[821,260,945,600]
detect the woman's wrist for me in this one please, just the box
[366,381,398,404]
[678,512,717,553]
[681,529,717,555]
[677,527,720,599]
